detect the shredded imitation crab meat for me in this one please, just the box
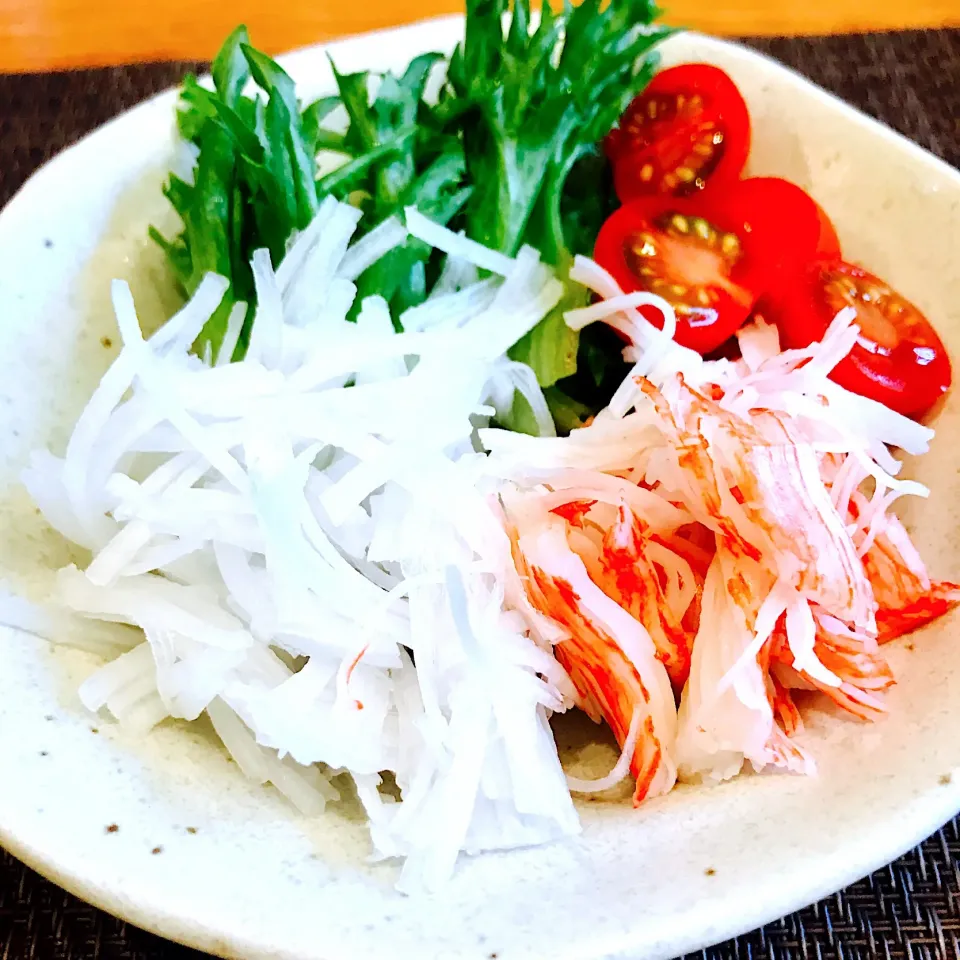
[11,199,958,891]
[485,255,959,790]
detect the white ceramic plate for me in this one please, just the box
[2,17,960,960]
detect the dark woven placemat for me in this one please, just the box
[1,26,959,960]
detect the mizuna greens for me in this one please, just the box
[150,0,671,422]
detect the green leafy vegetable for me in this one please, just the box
[151,2,671,408]
[301,96,344,152]
[152,27,327,358]
[444,0,670,386]
[550,323,633,425]
[542,385,596,433]
[326,54,471,317]
[211,24,251,108]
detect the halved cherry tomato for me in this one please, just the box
[593,177,840,354]
[768,259,951,417]
[605,64,750,202]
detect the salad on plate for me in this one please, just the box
[8,0,958,893]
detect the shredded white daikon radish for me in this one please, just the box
[404,206,515,276]
[23,201,579,892]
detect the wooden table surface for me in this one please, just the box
[0,0,958,72]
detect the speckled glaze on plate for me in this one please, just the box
[1,19,959,960]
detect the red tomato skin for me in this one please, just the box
[607,64,751,202]
[723,178,841,268]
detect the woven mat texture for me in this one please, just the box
[1,26,959,960]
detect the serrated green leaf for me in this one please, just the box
[316,129,415,196]
[302,96,345,153]
[148,226,193,291]
[241,44,296,103]
[397,53,444,105]
[505,0,530,58]
[331,63,378,151]
[212,25,251,107]
[177,75,216,142]
[207,94,266,162]
[242,44,318,227]
[366,53,443,207]
[161,174,194,214]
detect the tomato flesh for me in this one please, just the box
[772,260,951,417]
[593,179,841,355]
[606,64,750,202]
[622,211,752,350]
